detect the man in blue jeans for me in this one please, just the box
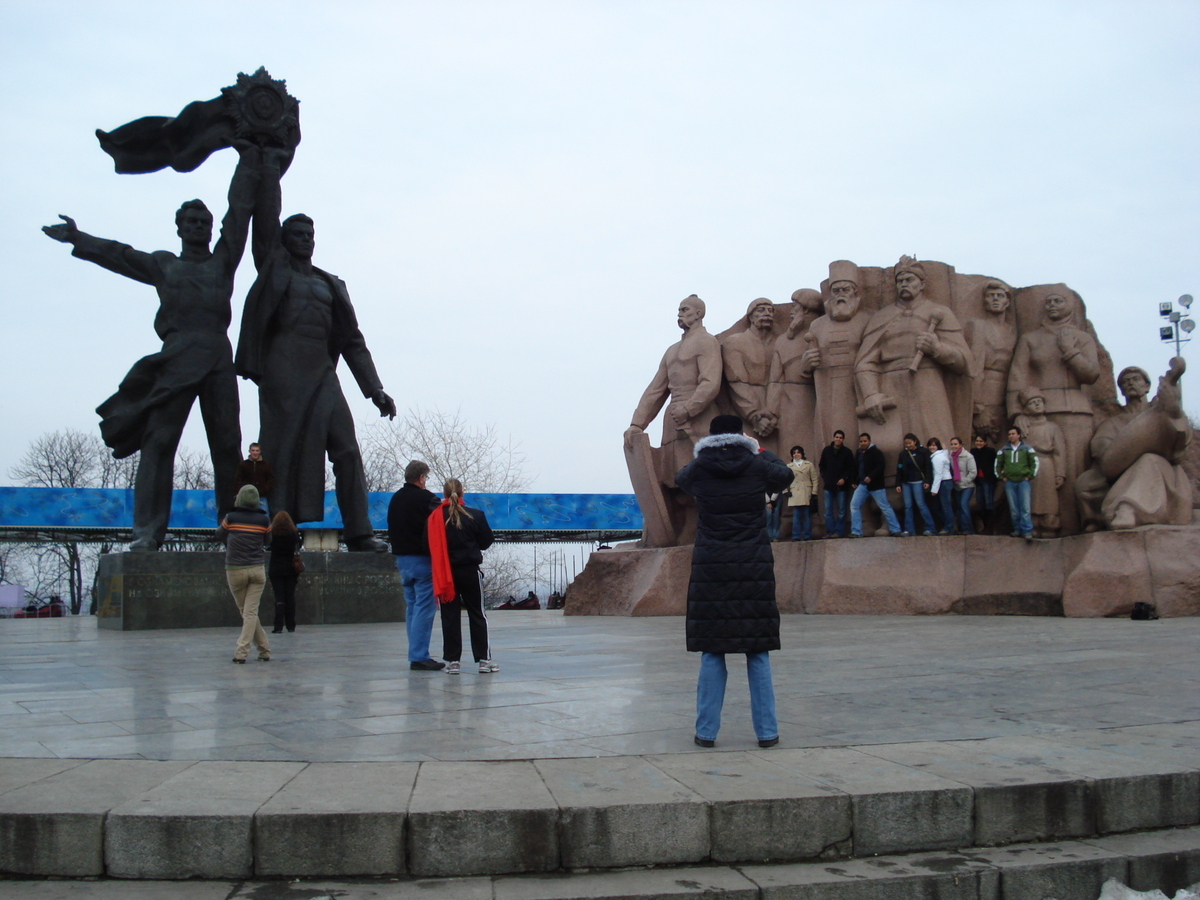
[850,433,903,536]
[387,460,444,670]
[996,426,1039,543]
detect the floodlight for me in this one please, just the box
[1182,319,1196,334]
[1161,326,1175,340]
[1160,302,1173,316]
[1180,294,1194,308]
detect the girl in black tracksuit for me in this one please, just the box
[428,478,497,674]
[267,510,303,633]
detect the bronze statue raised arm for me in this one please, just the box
[42,141,263,550]
[235,147,395,551]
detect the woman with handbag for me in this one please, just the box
[427,478,498,674]
[267,510,304,634]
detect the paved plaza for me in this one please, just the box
[1,612,1198,897]
[1,611,1198,761]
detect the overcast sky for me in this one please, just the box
[4,1,1198,494]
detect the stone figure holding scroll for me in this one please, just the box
[1007,290,1100,533]
[624,295,723,547]
[1074,360,1193,530]
[41,143,264,550]
[235,152,395,551]
[854,256,972,477]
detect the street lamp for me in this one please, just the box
[1158,294,1194,357]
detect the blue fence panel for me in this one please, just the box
[0,487,643,533]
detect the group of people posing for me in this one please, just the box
[776,427,1043,542]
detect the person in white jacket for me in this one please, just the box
[927,438,955,534]
[947,436,978,534]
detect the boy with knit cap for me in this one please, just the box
[217,484,271,662]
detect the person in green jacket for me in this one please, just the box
[995,426,1039,541]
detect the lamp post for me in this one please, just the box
[1159,294,1195,357]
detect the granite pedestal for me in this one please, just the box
[95,551,403,630]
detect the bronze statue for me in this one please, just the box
[235,152,396,551]
[42,142,263,550]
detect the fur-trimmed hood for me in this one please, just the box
[693,433,758,456]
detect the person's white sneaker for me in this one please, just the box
[446,661,461,675]
[478,659,499,673]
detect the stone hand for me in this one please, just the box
[915,332,940,356]
[262,145,292,169]
[42,215,78,243]
[752,413,778,438]
[372,389,397,420]
[668,401,690,428]
[800,346,821,372]
[863,395,889,425]
[231,138,259,162]
[623,425,643,451]
[1154,357,1186,419]
[1056,329,1080,356]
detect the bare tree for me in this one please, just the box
[360,406,533,494]
[173,448,214,490]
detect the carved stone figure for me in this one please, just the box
[624,295,723,547]
[235,152,395,551]
[1007,290,1100,533]
[1014,389,1067,537]
[964,281,1017,444]
[722,298,779,439]
[1075,360,1193,530]
[802,261,871,448]
[41,143,263,550]
[765,288,823,459]
[854,256,972,476]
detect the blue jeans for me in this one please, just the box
[1005,480,1033,536]
[933,484,955,532]
[953,486,974,533]
[396,556,436,662]
[791,505,811,540]
[696,651,777,743]
[976,481,996,511]
[850,484,901,536]
[823,489,847,536]
[765,502,781,541]
[900,481,935,534]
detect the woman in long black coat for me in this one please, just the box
[675,415,793,748]
[267,511,303,633]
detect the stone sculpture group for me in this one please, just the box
[626,256,1192,547]
[42,69,393,551]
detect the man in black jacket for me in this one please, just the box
[675,415,792,749]
[817,430,856,538]
[849,433,902,537]
[387,460,444,670]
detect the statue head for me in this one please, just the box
[1116,366,1152,402]
[746,298,775,332]
[894,255,926,302]
[982,281,1012,316]
[175,199,212,247]
[827,280,861,322]
[281,213,315,259]
[677,295,705,331]
[1043,291,1079,325]
[787,289,823,337]
[1018,388,1046,415]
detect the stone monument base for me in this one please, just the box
[96,551,403,631]
[564,522,1200,618]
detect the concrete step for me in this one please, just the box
[1,735,1197,881]
[0,830,1198,899]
